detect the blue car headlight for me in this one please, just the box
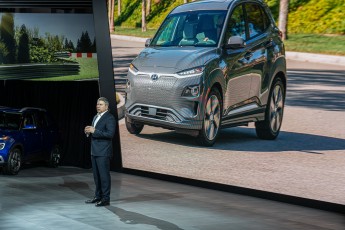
[0,136,10,150]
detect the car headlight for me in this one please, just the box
[182,84,201,97]
[129,63,139,74]
[0,136,9,141]
[177,66,204,76]
[0,143,5,150]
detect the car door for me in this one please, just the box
[243,2,273,106]
[221,4,253,119]
[38,111,56,159]
[22,112,42,161]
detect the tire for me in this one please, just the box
[125,116,144,134]
[255,77,285,140]
[48,146,60,168]
[196,88,222,146]
[3,147,22,175]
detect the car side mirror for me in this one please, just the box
[145,38,152,47]
[224,36,246,49]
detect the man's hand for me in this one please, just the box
[85,126,96,136]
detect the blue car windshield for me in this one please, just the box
[0,112,21,130]
[150,10,227,47]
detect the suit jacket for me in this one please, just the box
[90,111,116,157]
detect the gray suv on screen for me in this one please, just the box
[125,0,286,146]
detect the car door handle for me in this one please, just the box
[244,52,253,60]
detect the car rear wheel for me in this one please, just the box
[3,147,22,175]
[48,146,60,168]
[125,116,144,134]
[196,88,222,146]
[255,77,285,140]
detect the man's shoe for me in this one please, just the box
[85,197,101,204]
[95,199,110,207]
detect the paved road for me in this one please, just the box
[111,38,345,205]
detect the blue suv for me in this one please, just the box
[0,107,60,175]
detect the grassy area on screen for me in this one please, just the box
[36,58,99,81]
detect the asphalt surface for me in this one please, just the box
[111,38,345,205]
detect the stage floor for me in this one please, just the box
[0,166,343,230]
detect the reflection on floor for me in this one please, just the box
[0,166,343,230]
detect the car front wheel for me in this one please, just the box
[48,146,60,168]
[196,88,222,146]
[255,77,285,140]
[125,116,144,134]
[3,147,22,175]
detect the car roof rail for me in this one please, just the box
[20,107,47,112]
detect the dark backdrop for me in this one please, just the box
[0,80,99,168]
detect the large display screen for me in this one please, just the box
[0,9,98,80]
[0,5,104,168]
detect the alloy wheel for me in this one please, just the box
[9,149,21,173]
[270,84,284,132]
[51,147,60,167]
[204,95,221,141]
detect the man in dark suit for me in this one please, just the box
[84,97,116,207]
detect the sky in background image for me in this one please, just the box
[0,13,96,45]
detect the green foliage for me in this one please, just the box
[30,43,56,63]
[0,41,8,64]
[288,0,345,34]
[115,0,186,29]
[113,0,345,35]
[264,0,279,19]
[0,13,16,63]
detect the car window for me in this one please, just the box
[155,16,181,46]
[23,114,35,128]
[34,112,45,128]
[0,112,21,130]
[244,3,266,39]
[224,4,246,43]
[151,10,227,47]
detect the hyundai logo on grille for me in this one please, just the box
[151,74,159,81]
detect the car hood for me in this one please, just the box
[0,129,17,138]
[133,47,218,73]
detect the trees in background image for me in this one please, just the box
[0,13,16,64]
[17,25,30,63]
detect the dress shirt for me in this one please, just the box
[94,111,106,127]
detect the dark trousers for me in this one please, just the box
[91,155,111,201]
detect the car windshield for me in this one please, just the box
[150,10,227,47]
[0,112,21,130]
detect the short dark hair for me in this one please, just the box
[98,97,109,106]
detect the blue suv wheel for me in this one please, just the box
[3,147,22,175]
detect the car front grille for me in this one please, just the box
[129,105,182,123]
[141,106,168,120]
